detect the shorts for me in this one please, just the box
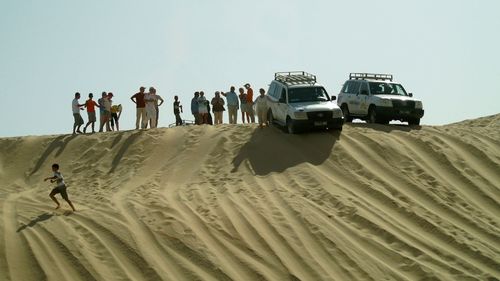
[73,113,84,126]
[241,103,249,113]
[87,111,96,122]
[50,185,69,200]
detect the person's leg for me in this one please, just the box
[135,108,140,129]
[218,111,223,124]
[155,106,159,128]
[49,189,60,209]
[91,121,95,133]
[241,110,245,123]
[60,188,76,211]
[110,114,115,131]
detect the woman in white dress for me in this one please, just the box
[144,87,164,128]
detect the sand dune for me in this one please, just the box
[0,115,499,281]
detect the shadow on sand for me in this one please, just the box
[30,134,77,176]
[108,131,142,174]
[232,126,340,176]
[347,122,422,133]
[16,212,55,232]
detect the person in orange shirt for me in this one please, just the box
[244,83,255,123]
[83,93,100,133]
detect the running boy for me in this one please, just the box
[44,164,76,211]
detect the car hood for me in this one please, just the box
[375,94,421,102]
[290,101,341,111]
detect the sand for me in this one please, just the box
[0,115,499,281]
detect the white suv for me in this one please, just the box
[337,73,424,125]
[267,71,344,133]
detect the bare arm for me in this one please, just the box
[130,94,136,104]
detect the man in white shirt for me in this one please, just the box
[72,92,85,134]
[144,87,164,128]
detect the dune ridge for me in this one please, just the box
[0,115,499,281]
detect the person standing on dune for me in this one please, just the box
[44,163,76,211]
[72,92,85,134]
[173,95,183,126]
[221,86,239,124]
[254,88,269,128]
[198,91,208,124]
[130,86,147,129]
[211,91,225,125]
[144,87,164,128]
[83,93,100,134]
[244,83,255,123]
[239,87,249,123]
[191,92,200,125]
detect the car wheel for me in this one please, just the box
[286,118,296,134]
[341,104,353,122]
[408,118,420,126]
[367,106,377,123]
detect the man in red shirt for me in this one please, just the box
[244,83,255,123]
[83,93,100,133]
[131,86,147,129]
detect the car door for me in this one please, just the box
[275,86,288,123]
[267,82,279,120]
[347,81,362,114]
[357,81,370,115]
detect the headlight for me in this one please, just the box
[415,101,423,109]
[380,99,392,106]
[294,111,308,119]
[332,109,343,118]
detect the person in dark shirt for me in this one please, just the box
[173,95,183,126]
[130,86,146,129]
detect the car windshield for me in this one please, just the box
[288,87,330,103]
[369,82,408,96]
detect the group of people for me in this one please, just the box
[72,92,123,135]
[71,83,270,134]
[190,83,270,128]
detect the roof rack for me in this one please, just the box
[349,73,393,81]
[275,71,317,85]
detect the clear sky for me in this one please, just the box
[1,0,499,137]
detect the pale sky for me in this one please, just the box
[1,0,499,137]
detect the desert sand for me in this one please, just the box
[0,115,499,281]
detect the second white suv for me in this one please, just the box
[337,73,424,125]
[267,71,344,133]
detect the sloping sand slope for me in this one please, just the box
[0,115,499,281]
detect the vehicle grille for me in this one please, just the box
[307,111,332,121]
[392,100,415,109]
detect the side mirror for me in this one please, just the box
[330,96,336,101]
[408,93,413,97]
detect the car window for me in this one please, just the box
[281,88,286,101]
[350,81,360,94]
[369,82,408,96]
[341,81,351,93]
[268,83,277,98]
[288,87,330,103]
[360,82,368,95]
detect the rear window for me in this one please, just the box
[341,81,360,94]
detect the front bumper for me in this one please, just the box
[375,107,424,120]
[292,117,344,130]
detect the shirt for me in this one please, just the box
[255,95,269,112]
[144,93,157,110]
[246,88,254,103]
[132,92,146,108]
[198,96,208,113]
[102,98,111,112]
[111,104,122,114]
[54,172,65,187]
[72,98,81,114]
[173,101,181,114]
[85,99,98,113]
[224,91,239,106]
[191,97,199,114]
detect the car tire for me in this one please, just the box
[286,117,296,134]
[341,104,353,122]
[408,118,420,126]
[367,106,378,124]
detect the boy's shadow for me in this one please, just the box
[16,212,55,232]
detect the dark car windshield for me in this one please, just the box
[288,87,330,103]
[369,82,408,96]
